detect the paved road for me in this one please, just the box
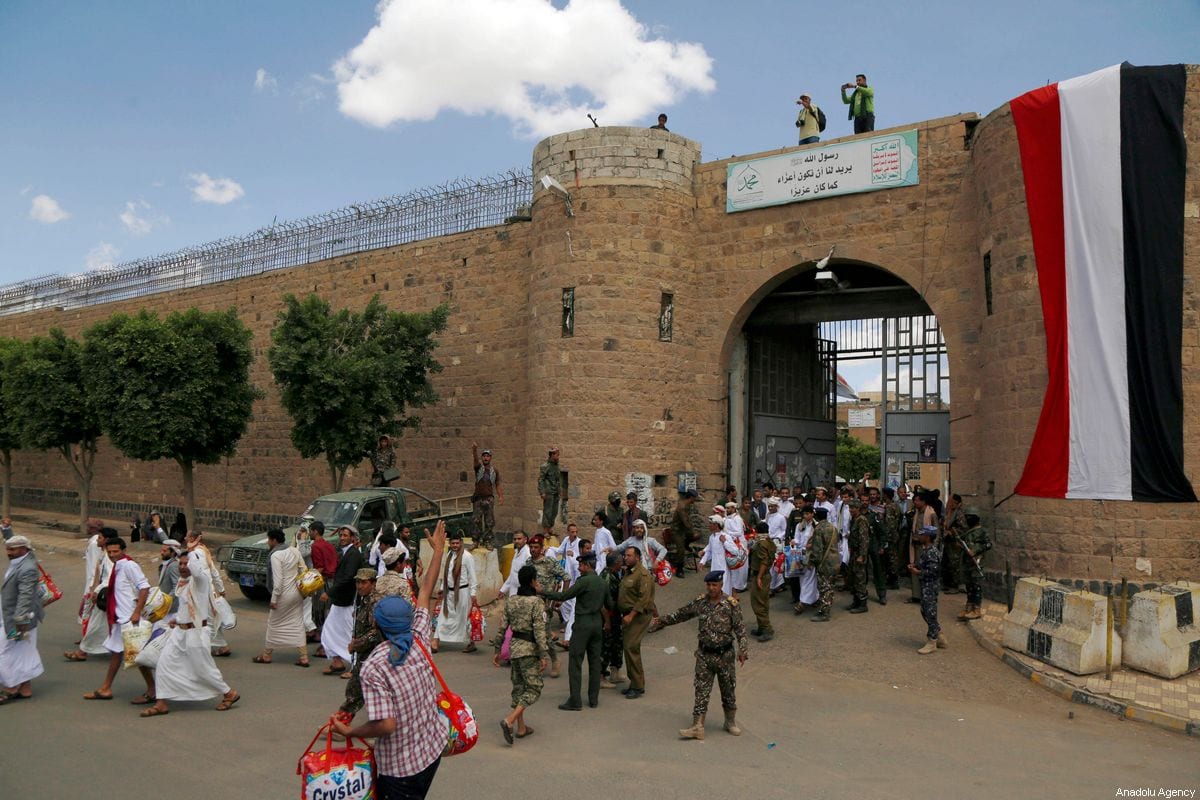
[2,550,1196,799]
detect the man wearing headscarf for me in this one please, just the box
[0,536,45,703]
[158,539,182,617]
[377,547,414,601]
[432,530,479,653]
[333,521,448,799]
[138,545,240,717]
[615,519,667,571]
[65,519,113,662]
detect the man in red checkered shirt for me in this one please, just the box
[334,521,448,799]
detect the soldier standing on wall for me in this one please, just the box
[370,435,396,487]
[470,443,502,550]
[538,448,562,537]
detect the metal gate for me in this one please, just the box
[745,329,837,492]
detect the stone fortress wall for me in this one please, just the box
[1,66,1197,589]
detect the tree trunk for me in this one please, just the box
[328,458,349,492]
[62,442,97,537]
[178,458,196,534]
[1,449,11,521]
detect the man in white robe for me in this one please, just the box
[185,530,232,657]
[66,522,113,661]
[591,514,618,574]
[255,528,308,666]
[84,536,152,702]
[721,504,750,592]
[432,531,478,652]
[765,500,789,591]
[500,530,530,597]
[698,516,742,598]
[792,508,820,611]
[138,553,239,716]
[547,524,583,646]
[0,536,45,702]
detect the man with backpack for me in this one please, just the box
[795,93,825,144]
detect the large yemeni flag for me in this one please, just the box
[1012,63,1195,502]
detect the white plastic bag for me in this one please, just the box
[213,596,236,630]
[135,627,171,669]
[121,620,153,669]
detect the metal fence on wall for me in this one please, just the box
[0,169,534,317]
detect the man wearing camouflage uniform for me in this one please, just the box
[846,500,871,613]
[866,487,891,605]
[652,569,749,740]
[602,491,624,534]
[527,534,566,677]
[882,487,903,589]
[666,489,698,578]
[537,448,562,536]
[808,507,840,622]
[747,522,776,641]
[956,508,992,621]
[941,493,968,594]
[599,552,625,688]
[910,525,945,654]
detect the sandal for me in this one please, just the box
[63,651,88,662]
[295,659,311,668]
[515,727,535,738]
[0,692,30,705]
[130,692,156,706]
[340,671,353,680]
[212,648,232,658]
[140,706,169,717]
[500,720,514,745]
[83,690,113,701]
[215,692,240,711]
[252,655,272,664]
[322,664,346,676]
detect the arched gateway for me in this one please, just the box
[1,67,1197,592]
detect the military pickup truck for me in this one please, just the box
[217,486,472,599]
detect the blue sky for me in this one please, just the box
[2,0,1195,390]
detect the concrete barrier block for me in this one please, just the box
[1123,580,1200,679]
[1002,577,1120,675]
[415,542,503,606]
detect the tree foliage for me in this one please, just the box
[269,293,449,491]
[5,329,103,532]
[836,429,881,482]
[82,308,261,527]
[0,338,25,519]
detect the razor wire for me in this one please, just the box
[0,169,534,316]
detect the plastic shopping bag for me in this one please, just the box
[653,558,674,587]
[297,719,374,800]
[121,620,153,670]
[469,606,485,643]
[135,627,171,669]
[37,563,63,607]
[415,638,478,756]
[213,596,237,629]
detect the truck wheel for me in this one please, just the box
[239,584,270,601]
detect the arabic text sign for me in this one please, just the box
[726,130,919,213]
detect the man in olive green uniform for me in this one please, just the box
[882,487,903,589]
[616,545,655,699]
[653,569,750,740]
[846,500,871,613]
[540,551,610,709]
[537,447,562,536]
[527,534,567,677]
[666,489,698,578]
[941,493,968,594]
[808,507,840,621]
[956,508,992,621]
[747,521,776,641]
[602,491,624,534]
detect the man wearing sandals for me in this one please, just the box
[83,537,155,703]
[0,536,45,704]
[333,521,448,800]
[138,546,240,716]
[254,528,309,667]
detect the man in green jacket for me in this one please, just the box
[841,73,875,133]
[540,551,610,709]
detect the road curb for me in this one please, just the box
[963,616,1199,738]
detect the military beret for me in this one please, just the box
[703,570,725,583]
[354,568,377,581]
[849,499,863,509]
[529,533,546,545]
[814,507,829,520]
[755,522,769,534]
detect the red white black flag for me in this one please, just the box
[1012,63,1194,502]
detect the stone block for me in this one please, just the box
[1123,580,1200,679]
[1002,577,1120,675]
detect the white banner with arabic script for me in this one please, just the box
[726,130,919,213]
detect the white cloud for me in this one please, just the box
[333,0,715,138]
[119,200,168,236]
[292,76,327,108]
[29,194,70,223]
[254,68,278,94]
[85,241,119,270]
[188,173,245,204]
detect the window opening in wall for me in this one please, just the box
[562,287,575,337]
[983,251,993,315]
[659,292,674,341]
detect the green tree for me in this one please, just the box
[269,293,449,491]
[0,338,24,520]
[5,330,102,534]
[836,429,881,483]
[82,308,261,528]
